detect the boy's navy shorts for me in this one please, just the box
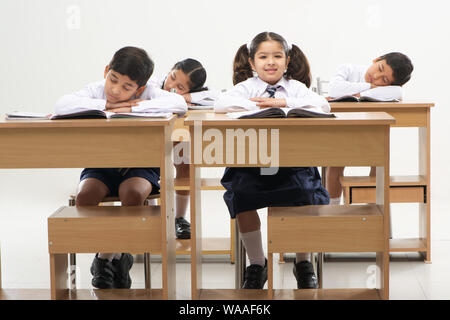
[80,168,160,197]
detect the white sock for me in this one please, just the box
[329,197,341,205]
[98,253,119,261]
[175,194,190,219]
[296,252,311,263]
[240,230,265,267]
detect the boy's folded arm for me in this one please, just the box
[328,79,371,98]
[54,85,106,115]
[359,86,403,100]
[132,86,188,115]
[328,64,371,98]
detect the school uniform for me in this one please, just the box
[150,74,220,106]
[55,80,187,195]
[328,63,403,100]
[215,76,330,218]
[55,80,188,115]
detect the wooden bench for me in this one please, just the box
[48,205,170,300]
[69,178,235,263]
[267,204,386,300]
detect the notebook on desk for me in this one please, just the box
[50,109,172,120]
[328,95,400,102]
[226,107,335,119]
[5,111,52,120]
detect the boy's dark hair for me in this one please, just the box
[172,58,208,92]
[109,46,154,87]
[377,52,413,86]
[233,31,311,87]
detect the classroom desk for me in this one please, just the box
[0,118,176,300]
[185,112,394,300]
[330,101,434,262]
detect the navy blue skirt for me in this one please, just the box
[221,167,329,218]
[80,168,160,197]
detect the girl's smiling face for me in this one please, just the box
[249,40,290,85]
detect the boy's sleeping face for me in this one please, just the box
[364,58,395,87]
[103,67,141,103]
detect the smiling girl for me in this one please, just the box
[214,32,330,290]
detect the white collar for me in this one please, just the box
[254,76,289,92]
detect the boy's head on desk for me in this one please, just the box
[103,46,154,103]
[365,52,413,87]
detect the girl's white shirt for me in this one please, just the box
[328,63,403,100]
[54,80,187,115]
[149,74,220,106]
[214,76,330,113]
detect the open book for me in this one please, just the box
[50,109,172,120]
[328,95,400,102]
[5,111,52,120]
[226,107,335,119]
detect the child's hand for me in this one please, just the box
[105,99,143,110]
[182,93,191,103]
[251,97,287,108]
[108,107,132,113]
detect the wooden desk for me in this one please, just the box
[331,101,434,262]
[185,112,394,300]
[0,118,176,299]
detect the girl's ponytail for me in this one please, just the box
[286,44,312,88]
[233,44,253,85]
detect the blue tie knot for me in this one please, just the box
[266,85,280,98]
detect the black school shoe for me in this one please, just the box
[293,260,318,289]
[242,259,268,289]
[112,253,134,289]
[175,217,191,239]
[90,254,116,289]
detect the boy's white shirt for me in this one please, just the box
[214,76,330,113]
[328,63,403,100]
[54,80,188,115]
[149,74,220,106]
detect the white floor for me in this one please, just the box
[2,240,448,300]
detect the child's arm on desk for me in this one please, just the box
[328,64,371,98]
[214,85,258,113]
[133,85,188,115]
[285,81,330,113]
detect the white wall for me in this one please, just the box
[1,0,450,287]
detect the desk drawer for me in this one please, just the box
[350,186,425,203]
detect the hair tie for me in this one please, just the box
[247,40,292,52]
[286,42,292,51]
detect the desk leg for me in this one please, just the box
[234,221,247,289]
[419,123,431,263]
[190,164,202,299]
[161,126,175,299]
[50,253,68,300]
[0,242,2,289]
